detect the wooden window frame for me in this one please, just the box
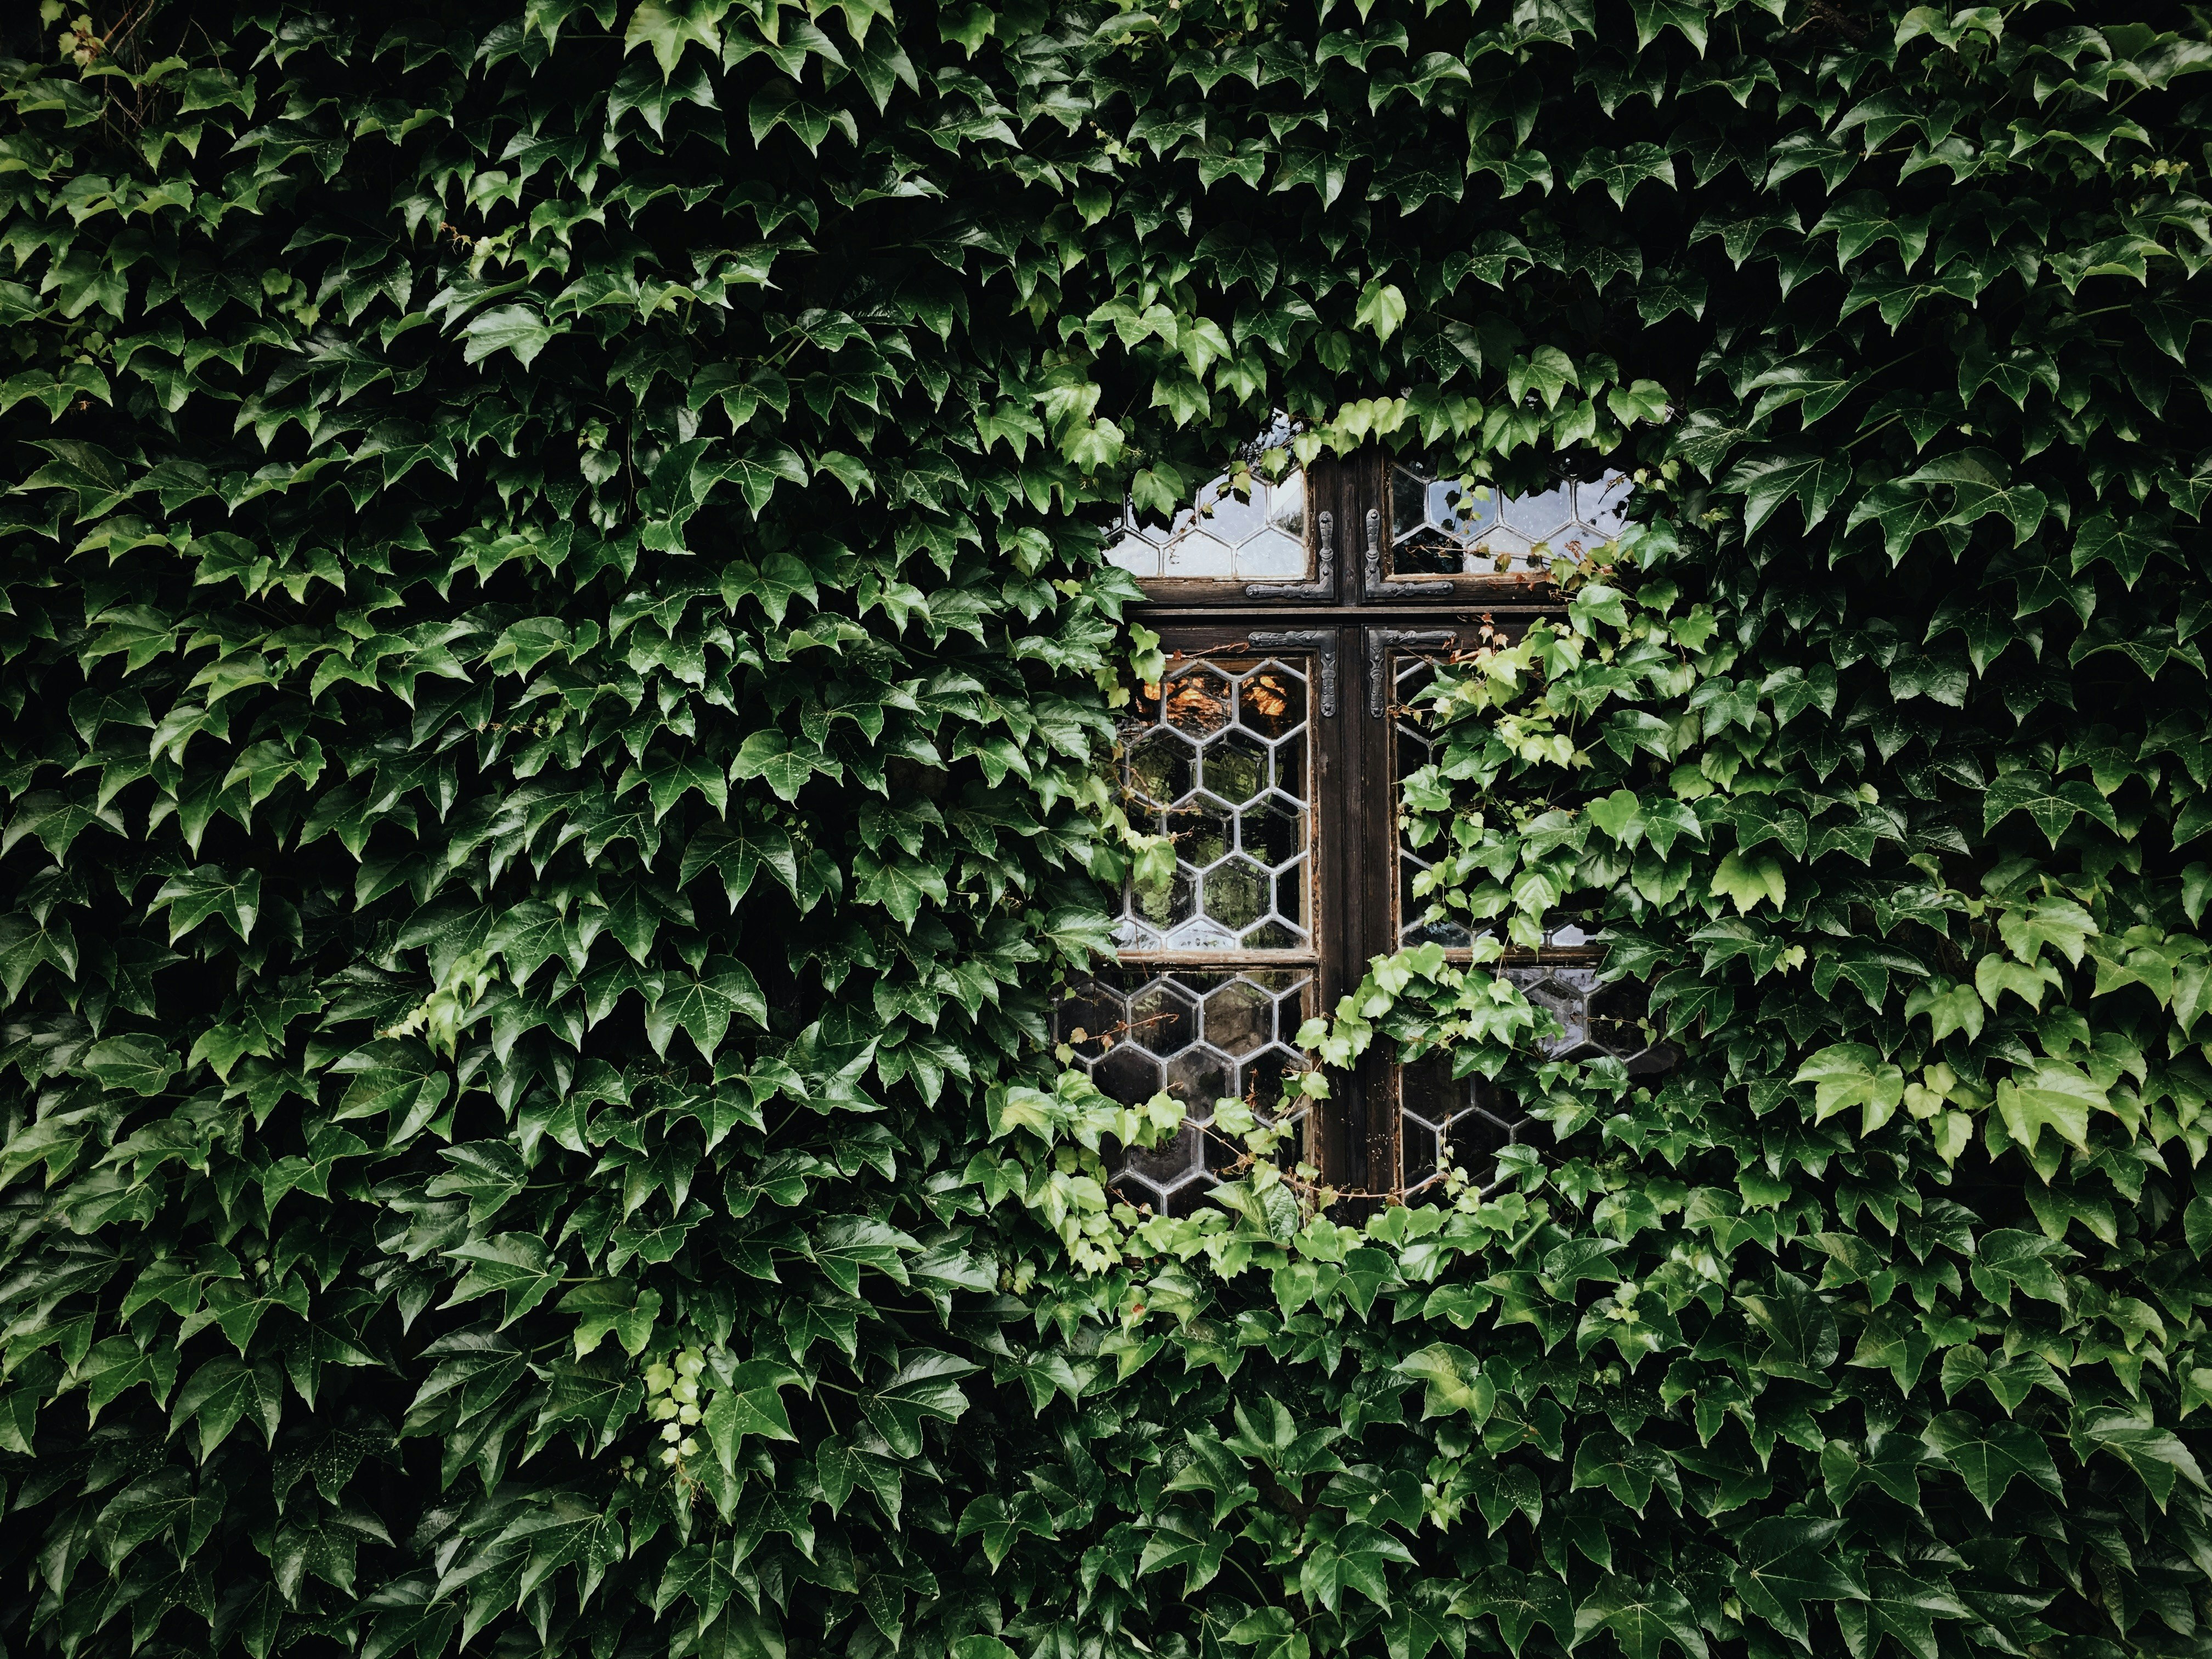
[1122,451,1594,1198]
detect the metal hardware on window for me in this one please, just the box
[1246,509,1337,601]
[1363,507,1451,599]
[1249,630,1338,718]
[1367,629,1455,718]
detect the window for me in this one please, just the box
[1063,444,1668,1214]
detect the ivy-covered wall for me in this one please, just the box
[4,4,2212,1659]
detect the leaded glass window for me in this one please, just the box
[1111,654,1313,952]
[1062,648,1322,1212]
[1104,469,1310,583]
[1388,460,1630,579]
[1057,966,1315,1212]
[1084,446,1666,1209]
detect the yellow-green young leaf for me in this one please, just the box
[1933,1111,1975,1164]
[1974,954,2061,1012]
[1354,279,1408,343]
[1588,788,1644,846]
[1795,1044,1905,1128]
[1711,850,1786,913]
[1063,417,1125,472]
[1906,979,1985,1043]
[1606,378,1673,425]
[1995,1062,2103,1155]
[1397,1342,1494,1420]
[1997,896,2098,967]
[1129,466,1184,518]
[1130,834,1175,892]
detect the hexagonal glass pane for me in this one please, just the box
[1200,857,1267,932]
[1164,915,1239,950]
[1104,534,1159,576]
[1501,481,1575,537]
[1127,730,1195,807]
[1164,668,1234,737]
[1393,526,1460,575]
[1128,980,1197,1056]
[1577,475,1631,539]
[1400,876,1470,949]
[1056,983,1122,1048]
[1442,479,1498,537]
[1201,733,1267,806]
[1242,794,1305,867]
[1132,867,1194,931]
[1166,797,1233,868]
[1237,664,1306,741]
[1523,978,1589,1053]
[1203,980,1273,1056]
[1164,532,1235,577]
[1164,1046,1233,1110]
[1110,916,1160,951]
[1235,530,1306,578]
[1094,1043,1161,1105]
[1120,1121,1204,1192]
[1267,470,1305,537]
[1392,465,1437,535]
[1465,526,1532,573]
[1588,981,1653,1060]
[1197,474,1270,544]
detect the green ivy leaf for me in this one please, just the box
[645,958,767,1063]
[1355,280,1409,343]
[1719,450,1854,534]
[1793,1044,1905,1133]
[703,1360,800,1473]
[461,305,558,370]
[1921,1412,2062,1514]
[1397,1343,1494,1420]
[857,1350,975,1458]
[1709,850,1787,914]
[1729,1516,1864,1643]
[1982,770,2120,847]
[1994,1061,2102,1154]
[623,0,725,76]
[83,1034,178,1096]
[1572,1573,1708,1659]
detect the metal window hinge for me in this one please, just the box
[1368,629,1457,718]
[1364,507,1451,599]
[1249,630,1338,718]
[1245,509,1337,601]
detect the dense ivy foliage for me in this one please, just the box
[5,2,2212,1659]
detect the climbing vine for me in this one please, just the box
[2,3,2210,1659]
